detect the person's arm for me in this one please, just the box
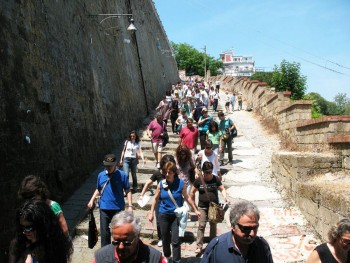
[229,119,236,131]
[125,189,133,212]
[197,117,206,125]
[137,148,145,165]
[306,250,321,263]
[219,134,223,153]
[182,187,201,218]
[139,179,154,198]
[189,185,197,203]
[148,184,161,222]
[119,141,126,167]
[218,185,228,203]
[57,213,69,237]
[87,189,99,209]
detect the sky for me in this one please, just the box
[153,0,350,101]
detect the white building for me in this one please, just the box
[220,50,255,77]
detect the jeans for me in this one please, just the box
[158,213,181,263]
[220,136,233,162]
[100,209,120,247]
[123,157,138,188]
[197,207,217,249]
[213,99,218,112]
[238,101,242,110]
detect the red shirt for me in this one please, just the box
[180,126,198,149]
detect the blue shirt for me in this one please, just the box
[219,118,233,132]
[159,178,184,215]
[201,231,274,263]
[97,169,130,210]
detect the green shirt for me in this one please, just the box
[206,130,222,145]
[50,200,63,216]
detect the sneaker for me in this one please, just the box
[156,162,160,169]
[157,240,163,247]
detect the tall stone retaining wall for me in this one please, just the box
[209,75,350,240]
[0,0,178,256]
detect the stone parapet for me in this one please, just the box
[271,152,348,240]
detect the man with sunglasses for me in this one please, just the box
[93,211,167,263]
[201,200,273,263]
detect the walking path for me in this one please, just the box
[69,95,320,263]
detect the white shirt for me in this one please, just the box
[124,140,141,158]
[198,150,220,176]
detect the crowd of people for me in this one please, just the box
[9,81,350,263]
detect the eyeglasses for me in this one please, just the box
[21,225,35,234]
[112,237,135,247]
[236,223,259,234]
[203,170,212,175]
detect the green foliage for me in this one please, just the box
[271,60,307,100]
[171,42,223,76]
[303,92,350,117]
[325,93,350,115]
[250,72,273,84]
[302,93,323,118]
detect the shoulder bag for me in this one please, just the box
[95,174,112,208]
[198,175,224,224]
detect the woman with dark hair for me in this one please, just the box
[169,99,180,134]
[149,162,201,263]
[139,154,176,247]
[206,120,223,154]
[119,130,145,191]
[9,200,73,263]
[307,218,350,263]
[190,161,228,255]
[175,144,197,194]
[17,175,69,237]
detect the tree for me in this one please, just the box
[303,92,329,115]
[250,72,273,84]
[171,42,223,76]
[334,93,349,115]
[271,60,307,100]
[302,93,323,118]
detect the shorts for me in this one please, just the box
[225,102,230,106]
[151,141,163,153]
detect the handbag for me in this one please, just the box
[231,127,238,138]
[88,209,98,249]
[198,174,225,224]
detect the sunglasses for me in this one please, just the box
[341,237,350,246]
[236,223,259,234]
[205,147,212,149]
[21,225,35,234]
[112,238,135,247]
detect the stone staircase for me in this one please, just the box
[75,103,233,242]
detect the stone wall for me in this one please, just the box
[0,0,178,256]
[210,75,350,240]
